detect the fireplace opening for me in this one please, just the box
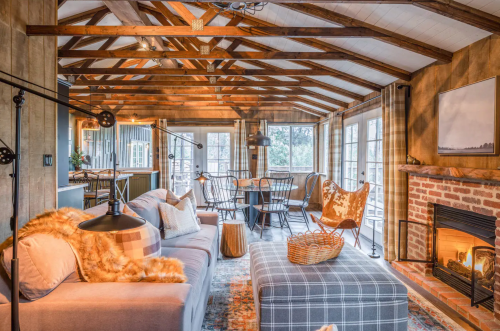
[399,204,496,311]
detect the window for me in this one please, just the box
[120,124,152,168]
[207,132,231,176]
[268,125,314,172]
[365,117,383,233]
[170,133,194,195]
[323,123,329,174]
[343,123,358,191]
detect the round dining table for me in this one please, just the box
[225,184,299,228]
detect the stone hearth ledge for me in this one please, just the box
[398,164,500,183]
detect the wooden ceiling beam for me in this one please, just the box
[27,26,386,37]
[190,3,411,80]
[59,9,109,51]
[240,60,363,101]
[58,6,111,25]
[415,0,500,36]
[58,50,362,60]
[199,8,219,25]
[59,68,339,76]
[69,88,321,96]
[70,96,302,102]
[103,1,178,68]
[281,3,453,62]
[71,80,351,88]
[70,101,299,107]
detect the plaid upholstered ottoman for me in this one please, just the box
[250,242,408,331]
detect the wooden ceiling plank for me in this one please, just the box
[167,2,198,24]
[280,3,452,62]
[71,96,302,102]
[58,50,364,60]
[27,26,388,37]
[72,80,354,88]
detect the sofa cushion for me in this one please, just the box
[144,188,168,202]
[161,247,208,306]
[161,224,218,265]
[113,221,162,261]
[126,195,163,229]
[1,234,76,301]
[159,199,200,239]
[166,189,197,214]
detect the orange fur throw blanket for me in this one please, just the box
[0,208,187,283]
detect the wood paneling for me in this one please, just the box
[0,0,57,242]
[408,35,500,170]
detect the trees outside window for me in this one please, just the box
[268,125,314,172]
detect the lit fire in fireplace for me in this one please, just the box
[460,249,485,276]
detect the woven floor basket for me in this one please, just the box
[287,230,344,265]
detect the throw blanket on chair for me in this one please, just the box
[0,208,187,283]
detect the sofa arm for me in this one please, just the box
[196,211,219,227]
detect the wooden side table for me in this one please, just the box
[220,220,248,258]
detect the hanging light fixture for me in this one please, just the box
[210,2,267,15]
[194,171,208,184]
[246,130,270,146]
[82,117,100,130]
[130,113,138,122]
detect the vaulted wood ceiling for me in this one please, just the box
[46,0,500,117]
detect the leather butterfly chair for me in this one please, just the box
[310,180,370,249]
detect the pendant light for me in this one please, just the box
[246,130,270,146]
[194,171,208,184]
[78,123,145,232]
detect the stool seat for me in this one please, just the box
[220,220,248,258]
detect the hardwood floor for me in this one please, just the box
[204,206,481,331]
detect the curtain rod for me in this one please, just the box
[336,95,382,116]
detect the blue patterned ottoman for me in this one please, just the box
[249,242,408,331]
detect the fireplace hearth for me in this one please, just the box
[399,204,496,311]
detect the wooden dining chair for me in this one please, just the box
[227,169,252,201]
[310,180,370,249]
[73,171,110,209]
[209,174,250,223]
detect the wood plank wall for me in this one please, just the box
[0,0,57,242]
[409,35,500,169]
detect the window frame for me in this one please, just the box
[268,124,315,173]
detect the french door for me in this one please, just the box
[342,108,384,246]
[167,126,233,205]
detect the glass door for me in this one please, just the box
[342,108,384,246]
[167,127,203,203]
[167,127,234,207]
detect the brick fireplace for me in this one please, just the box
[394,165,500,331]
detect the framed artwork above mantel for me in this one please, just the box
[438,76,499,156]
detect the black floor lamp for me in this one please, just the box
[0,73,129,331]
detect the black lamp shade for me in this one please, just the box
[78,211,145,232]
[246,130,271,146]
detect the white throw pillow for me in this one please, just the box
[159,198,201,239]
[166,189,197,212]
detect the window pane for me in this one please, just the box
[345,126,352,143]
[268,126,290,170]
[291,126,313,172]
[219,133,230,146]
[207,146,218,160]
[345,144,352,161]
[207,133,218,146]
[367,162,376,183]
[376,163,383,185]
[352,124,358,142]
[219,146,230,160]
[351,143,358,162]
[324,123,329,173]
[368,119,377,141]
[377,141,383,162]
[377,118,383,140]
[367,141,376,162]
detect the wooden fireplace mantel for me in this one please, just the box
[398,164,500,183]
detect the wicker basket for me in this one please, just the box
[287,230,344,265]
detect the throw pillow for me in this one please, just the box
[159,198,201,239]
[1,234,76,301]
[166,189,197,213]
[113,205,161,260]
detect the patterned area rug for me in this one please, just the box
[202,254,465,331]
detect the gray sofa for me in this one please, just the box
[0,189,219,331]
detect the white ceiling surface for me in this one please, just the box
[58,1,498,103]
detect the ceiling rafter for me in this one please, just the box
[280,3,453,62]
[189,2,411,80]
[58,6,110,25]
[59,9,109,52]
